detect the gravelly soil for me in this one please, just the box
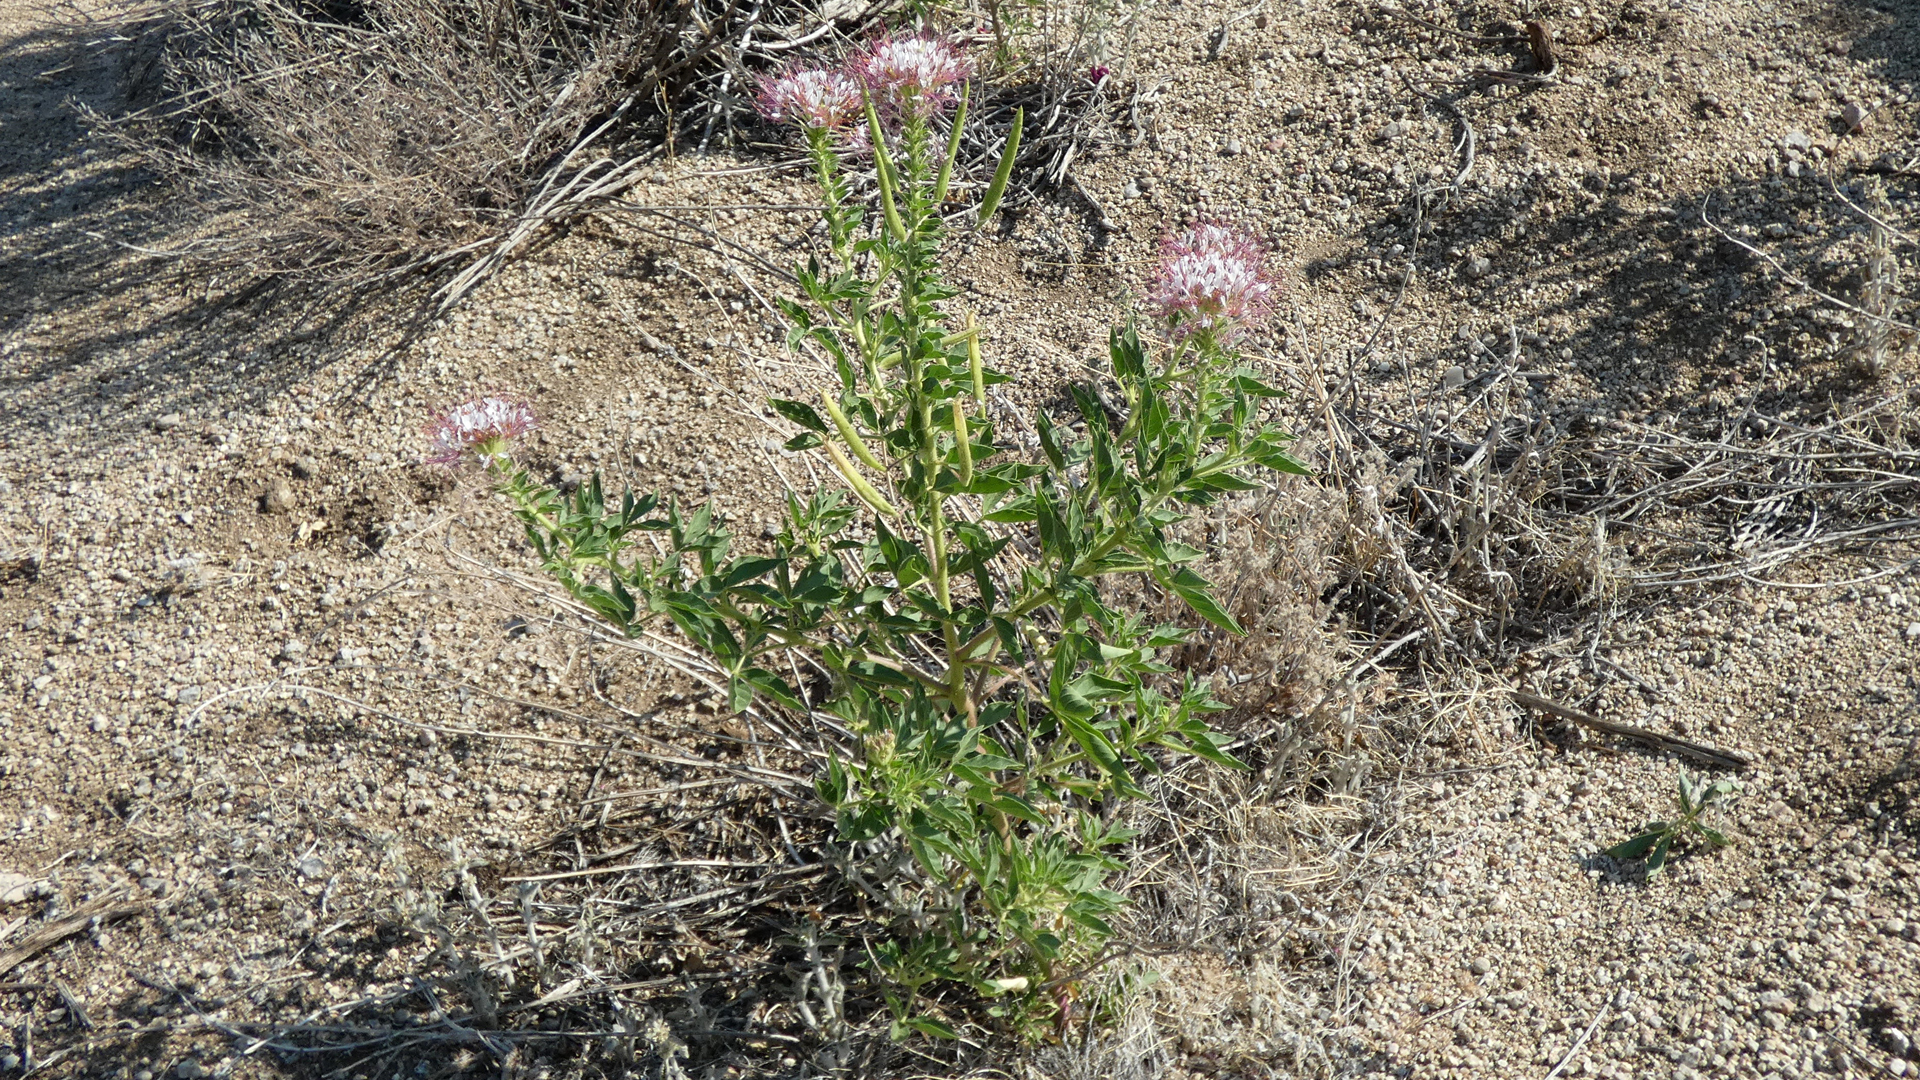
[3,0,1919,1077]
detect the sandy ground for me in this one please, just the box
[3,0,1919,1077]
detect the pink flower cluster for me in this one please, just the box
[1149,224,1278,338]
[755,33,971,131]
[850,33,973,118]
[754,68,861,132]
[425,394,536,467]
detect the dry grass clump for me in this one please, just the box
[95,0,818,287]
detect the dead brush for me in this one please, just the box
[1837,178,1918,381]
[84,0,1138,308]
[93,0,761,286]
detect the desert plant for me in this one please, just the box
[429,32,1304,1038]
[1604,771,1744,877]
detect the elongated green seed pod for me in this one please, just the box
[865,98,907,243]
[976,108,1023,228]
[824,442,899,518]
[953,396,974,486]
[966,310,985,404]
[933,84,968,209]
[819,389,883,471]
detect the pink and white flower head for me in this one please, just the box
[1149,223,1278,338]
[425,394,536,468]
[755,67,862,132]
[851,33,973,119]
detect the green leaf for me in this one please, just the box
[982,792,1046,824]
[721,557,783,588]
[975,106,1022,227]
[816,755,847,805]
[901,1015,960,1040]
[1694,824,1731,849]
[1248,441,1311,475]
[784,431,825,451]
[1157,728,1250,771]
[747,669,804,712]
[1035,410,1067,471]
[1604,828,1668,861]
[727,672,755,714]
[1064,906,1115,937]
[1646,834,1672,876]
[1162,567,1241,634]
[769,398,829,433]
[1229,373,1288,398]
[1060,714,1138,792]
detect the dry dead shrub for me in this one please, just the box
[95,0,809,285]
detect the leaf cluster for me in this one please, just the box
[1605,771,1743,877]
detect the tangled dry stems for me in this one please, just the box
[95,0,744,283]
[85,0,1134,307]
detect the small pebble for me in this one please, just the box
[153,413,183,432]
[262,477,295,514]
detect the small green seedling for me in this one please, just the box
[1605,771,1744,876]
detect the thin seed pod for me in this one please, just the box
[933,84,968,208]
[965,310,984,403]
[976,107,1023,227]
[824,442,899,517]
[865,98,907,243]
[953,397,974,486]
[819,389,884,470]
